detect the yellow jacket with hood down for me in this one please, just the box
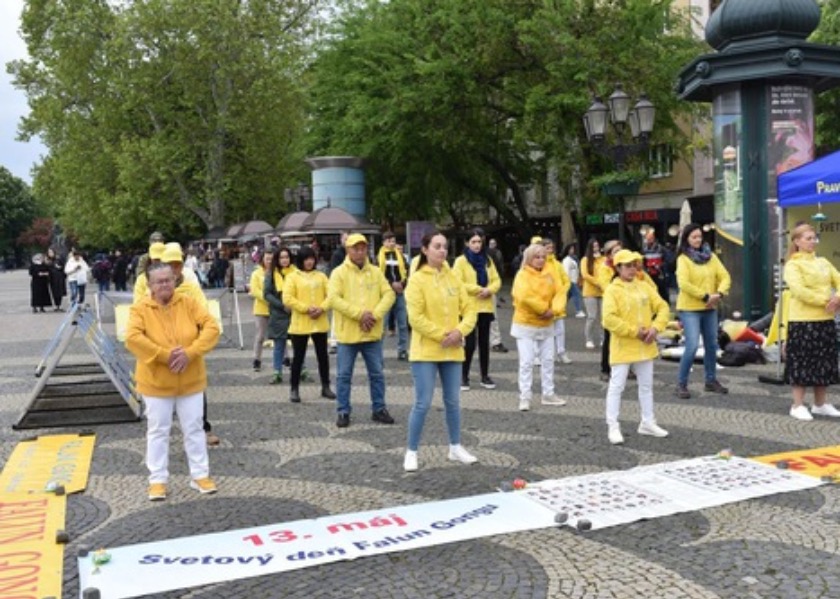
[452,254,501,314]
[283,269,330,335]
[546,255,571,318]
[602,277,669,365]
[405,262,477,361]
[676,253,731,311]
[580,255,606,297]
[328,256,396,343]
[784,251,840,322]
[512,265,565,328]
[126,293,220,397]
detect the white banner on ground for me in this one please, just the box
[77,492,555,599]
[521,456,823,531]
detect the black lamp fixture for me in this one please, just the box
[583,83,655,170]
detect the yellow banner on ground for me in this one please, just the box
[0,433,95,495]
[0,493,66,598]
[751,445,840,478]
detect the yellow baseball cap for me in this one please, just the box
[161,244,184,263]
[613,249,643,265]
[149,242,166,260]
[345,233,368,248]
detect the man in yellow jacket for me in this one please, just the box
[328,234,396,428]
[602,250,670,445]
[378,232,409,360]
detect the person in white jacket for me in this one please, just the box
[64,249,90,305]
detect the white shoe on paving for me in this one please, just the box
[448,444,478,464]
[608,424,624,445]
[559,353,572,364]
[541,394,567,406]
[519,399,531,412]
[811,403,840,417]
[638,421,669,438]
[790,405,814,421]
[403,450,418,472]
[585,341,595,349]
[575,311,586,318]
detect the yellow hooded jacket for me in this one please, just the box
[328,256,396,343]
[512,265,564,328]
[545,255,571,318]
[283,269,330,335]
[602,277,669,365]
[676,253,731,311]
[452,254,501,314]
[126,293,220,397]
[580,255,606,297]
[249,267,270,316]
[405,262,477,361]
[784,251,840,322]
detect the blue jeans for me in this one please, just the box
[69,281,79,304]
[567,283,583,313]
[407,361,461,451]
[678,309,719,386]
[272,331,288,373]
[336,340,385,414]
[387,293,409,353]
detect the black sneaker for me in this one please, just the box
[676,385,691,399]
[491,344,509,353]
[460,378,470,391]
[253,359,261,372]
[321,387,336,399]
[705,380,729,394]
[371,408,395,424]
[329,346,337,355]
[480,376,497,389]
[398,351,408,361]
[283,357,291,367]
[289,389,301,403]
[336,413,350,428]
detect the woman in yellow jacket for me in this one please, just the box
[602,250,670,445]
[452,227,501,391]
[403,231,478,472]
[126,263,220,500]
[675,224,731,399]
[542,238,572,364]
[511,243,567,411]
[282,246,334,403]
[783,223,840,420]
[580,238,608,349]
[248,249,273,372]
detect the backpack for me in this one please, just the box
[717,341,766,367]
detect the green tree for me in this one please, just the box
[307,0,702,232]
[0,166,37,261]
[9,0,314,248]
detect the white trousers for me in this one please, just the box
[516,335,555,400]
[605,360,655,425]
[553,319,566,355]
[145,392,209,483]
[583,297,603,345]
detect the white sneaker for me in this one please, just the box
[575,311,586,318]
[559,353,572,364]
[790,405,814,421]
[448,444,478,464]
[585,341,595,349]
[541,394,567,406]
[638,420,669,437]
[403,450,418,472]
[811,403,840,417]
[518,398,531,412]
[608,424,624,445]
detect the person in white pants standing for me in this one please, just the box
[510,243,567,411]
[602,250,670,445]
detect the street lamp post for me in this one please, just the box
[583,84,655,244]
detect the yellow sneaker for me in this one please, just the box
[148,483,167,501]
[190,477,217,495]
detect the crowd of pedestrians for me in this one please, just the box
[26,219,840,499]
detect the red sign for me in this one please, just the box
[625,211,658,223]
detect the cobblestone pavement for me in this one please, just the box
[2,268,840,598]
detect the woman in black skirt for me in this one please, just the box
[783,223,840,421]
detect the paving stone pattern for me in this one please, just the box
[1,269,839,598]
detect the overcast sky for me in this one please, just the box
[1,0,45,184]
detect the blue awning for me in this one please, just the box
[778,149,840,207]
